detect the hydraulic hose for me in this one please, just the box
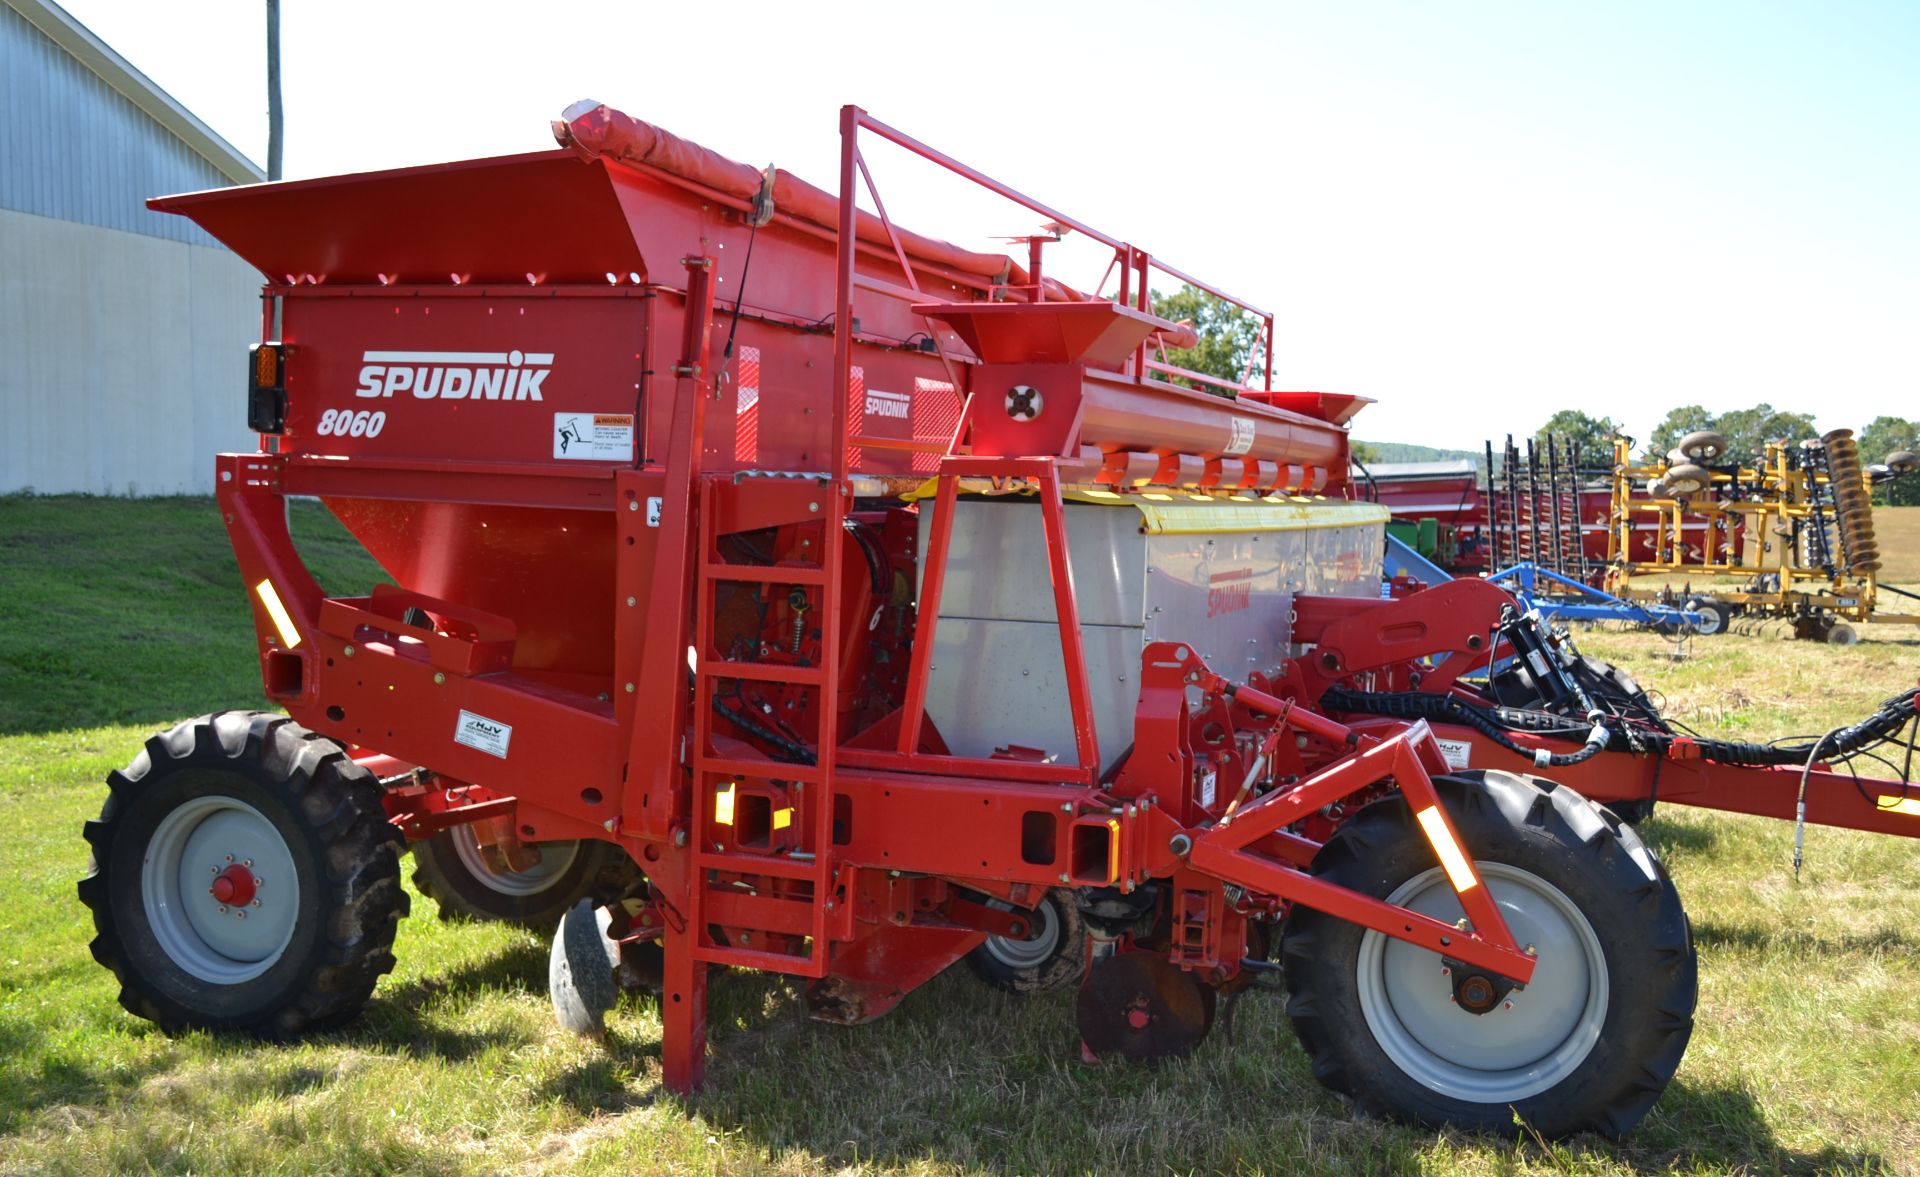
[1323,686,1920,771]
[1321,687,1611,767]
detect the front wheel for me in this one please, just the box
[79,712,409,1037]
[1282,770,1696,1138]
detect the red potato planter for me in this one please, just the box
[79,102,1920,1138]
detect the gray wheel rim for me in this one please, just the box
[982,896,1060,970]
[450,832,580,897]
[1692,603,1724,635]
[1356,862,1608,1104]
[141,796,300,984]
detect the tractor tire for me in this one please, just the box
[79,712,408,1038]
[411,830,639,930]
[966,888,1086,994]
[1282,771,1696,1138]
[1686,597,1731,637]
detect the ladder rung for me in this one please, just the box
[702,887,818,937]
[699,659,825,685]
[700,563,827,585]
[692,941,827,976]
[696,852,829,881]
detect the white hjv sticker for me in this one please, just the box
[1197,765,1218,809]
[1436,737,1472,771]
[454,710,512,759]
[553,413,634,460]
[1224,417,1256,456]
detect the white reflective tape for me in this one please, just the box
[1415,805,1479,892]
[253,578,301,649]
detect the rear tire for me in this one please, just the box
[411,830,638,930]
[966,888,1086,994]
[1686,597,1731,637]
[1282,770,1695,1138]
[79,712,408,1037]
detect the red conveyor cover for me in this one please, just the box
[554,101,1013,284]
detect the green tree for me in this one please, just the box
[1647,404,1715,461]
[1146,284,1267,390]
[1534,410,1618,468]
[1711,404,1818,463]
[1858,415,1920,506]
[1350,439,1382,465]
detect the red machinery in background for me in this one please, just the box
[78,103,1920,1142]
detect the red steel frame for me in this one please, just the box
[165,101,1914,1098]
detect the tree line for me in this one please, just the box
[1535,409,1920,505]
[1137,287,1917,505]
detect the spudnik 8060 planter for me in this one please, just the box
[79,101,1920,1139]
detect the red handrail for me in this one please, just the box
[834,106,1276,404]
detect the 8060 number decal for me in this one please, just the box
[316,408,387,437]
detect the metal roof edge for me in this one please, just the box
[7,0,266,185]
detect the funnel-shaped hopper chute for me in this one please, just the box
[913,300,1170,368]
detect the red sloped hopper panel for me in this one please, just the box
[149,151,647,286]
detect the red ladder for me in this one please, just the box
[682,474,844,977]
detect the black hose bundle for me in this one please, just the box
[1321,687,1614,768]
[1322,685,1920,772]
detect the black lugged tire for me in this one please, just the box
[1686,597,1731,637]
[965,888,1087,994]
[1282,770,1696,1138]
[411,832,639,930]
[79,712,409,1037]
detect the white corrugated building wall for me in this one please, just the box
[1,0,264,496]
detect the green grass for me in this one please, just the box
[1,496,1918,1175]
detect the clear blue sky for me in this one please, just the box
[62,0,1920,453]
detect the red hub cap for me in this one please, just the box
[209,864,258,907]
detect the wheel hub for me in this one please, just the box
[209,863,259,909]
[142,796,301,984]
[1357,863,1607,1102]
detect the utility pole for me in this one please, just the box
[266,0,283,180]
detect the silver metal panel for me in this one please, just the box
[917,496,1386,776]
[1141,529,1297,675]
[925,617,1142,776]
[0,207,260,494]
[1,3,238,245]
[918,499,1146,628]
